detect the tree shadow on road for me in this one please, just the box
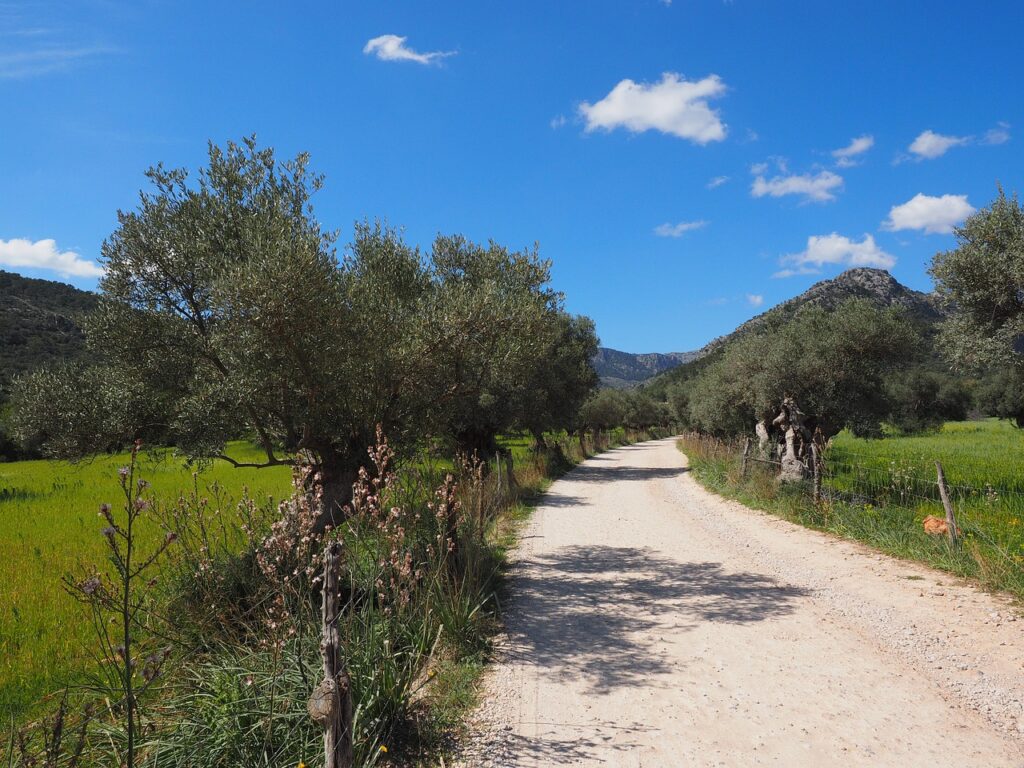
[504,545,809,695]
[473,723,654,766]
[567,464,687,483]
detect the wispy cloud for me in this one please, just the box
[832,134,874,167]
[982,122,1011,145]
[363,34,455,65]
[751,170,843,203]
[0,238,103,278]
[774,233,894,277]
[706,175,729,189]
[550,114,567,130]
[654,220,708,238]
[579,72,727,144]
[746,293,764,307]
[0,45,111,79]
[882,193,975,235]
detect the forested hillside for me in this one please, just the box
[0,270,95,397]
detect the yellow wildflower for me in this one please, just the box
[379,745,388,753]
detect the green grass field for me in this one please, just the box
[829,420,1024,561]
[831,419,1024,494]
[0,442,293,720]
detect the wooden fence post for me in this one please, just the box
[495,451,503,499]
[811,442,822,504]
[935,461,960,545]
[308,540,353,768]
[741,438,751,479]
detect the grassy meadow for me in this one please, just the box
[679,419,1024,601]
[0,442,293,720]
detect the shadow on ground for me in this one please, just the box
[567,463,687,483]
[475,723,654,765]
[505,545,808,696]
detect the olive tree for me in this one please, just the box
[429,235,567,456]
[929,187,1024,371]
[517,313,599,447]
[578,389,627,434]
[12,139,444,521]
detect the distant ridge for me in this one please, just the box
[591,348,700,389]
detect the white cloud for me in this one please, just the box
[746,294,764,307]
[982,122,1011,145]
[774,233,894,277]
[832,134,874,167]
[751,170,843,203]
[908,129,970,159]
[363,34,454,65]
[706,175,729,189]
[654,220,708,237]
[578,72,727,144]
[550,114,567,129]
[0,238,103,278]
[883,193,975,235]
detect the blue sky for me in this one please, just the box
[2,1,1022,352]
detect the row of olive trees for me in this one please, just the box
[654,187,1024,443]
[10,138,599,523]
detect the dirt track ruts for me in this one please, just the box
[458,438,1024,767]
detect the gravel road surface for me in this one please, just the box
[458,438,1024,767]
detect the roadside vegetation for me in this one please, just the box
[679,421,1024,600]
[2,426,661,766]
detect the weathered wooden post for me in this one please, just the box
[811,442,822,504]
[495,450,503,500]
[741,438,751,479]
[935,461,960,545]
[308,540,353,768]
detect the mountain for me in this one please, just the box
[592,348,700,389]
[0,270,97,399]
[697,268,943,360]
[644,268,946,393]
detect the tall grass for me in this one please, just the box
[678,422,1024,601]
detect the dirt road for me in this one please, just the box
[460,438,1024,767]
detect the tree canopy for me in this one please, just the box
[930,187,1024,371]
[683,299,919,438]
[11,138,598,517]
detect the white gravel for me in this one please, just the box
[456,438,1024,767]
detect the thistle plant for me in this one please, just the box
[63,441,175,768]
